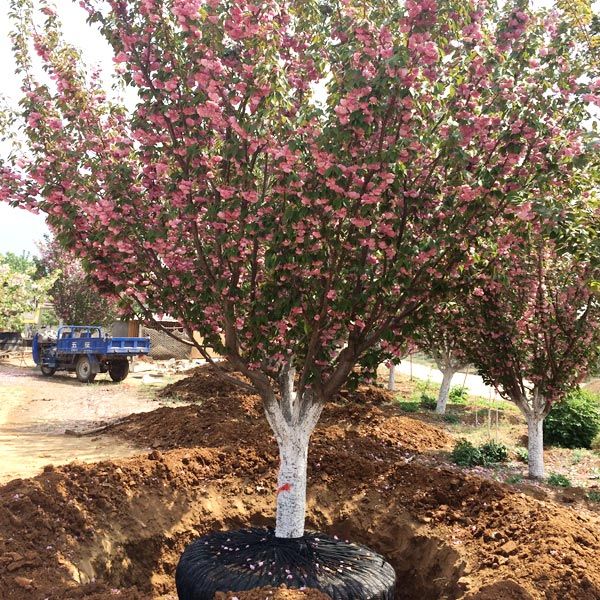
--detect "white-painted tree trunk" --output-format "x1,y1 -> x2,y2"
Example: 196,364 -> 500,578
275,427 -> 310,538
388,364 -> 396,391
262,363 -> 323,539
436,368 -> 455,415
526,414 -> 545,479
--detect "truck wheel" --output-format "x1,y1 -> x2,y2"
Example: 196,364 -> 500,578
108,360 -> 129,382
75,356 -> 96,383
40,365 -> 56,377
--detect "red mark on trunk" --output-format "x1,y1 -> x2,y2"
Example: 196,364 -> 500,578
277,482 -> 293,495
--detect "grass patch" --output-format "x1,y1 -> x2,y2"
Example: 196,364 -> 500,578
449,386 -> 468,405
514,447 -> 529,463
469,397 -> 519,413
450,438 -> 509,468
547,472 -> 572,488
443,413 -> 461,424
419,393 -> 438,411
397,400 -> 420,413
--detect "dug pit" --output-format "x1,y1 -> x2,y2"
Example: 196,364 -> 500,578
24,474 -> 465,600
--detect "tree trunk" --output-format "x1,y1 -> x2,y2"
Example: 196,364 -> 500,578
436,368 -> 455,415
388,364 -> 396,391
275,427 -> 311,538
261,364 -> 323,539
526,414 -> 545,479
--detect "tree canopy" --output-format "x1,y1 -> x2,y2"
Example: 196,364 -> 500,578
0,252 -> 55,331
1,0 -> 598,534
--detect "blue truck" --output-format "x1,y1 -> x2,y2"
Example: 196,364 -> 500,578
32,325 -> 150,383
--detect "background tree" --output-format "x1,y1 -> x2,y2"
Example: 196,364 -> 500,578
1,0 -> 596,537
413,303 -> 470,414
385,341 -> 414,392
462,207 -> 600,479
38,235 -> 119,326
0,252 -> 56,331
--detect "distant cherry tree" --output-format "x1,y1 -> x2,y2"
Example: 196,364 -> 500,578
38,236 -> 119,326
413,303 -> 470,414
462,215 -> 600,478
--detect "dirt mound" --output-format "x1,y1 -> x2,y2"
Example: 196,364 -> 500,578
112,368 -> 451,456
336,384 -> 395,405
160,363 -> 248,401
215,587 -> 331,599
0,366 -> 599,599
465,580 -> 534,600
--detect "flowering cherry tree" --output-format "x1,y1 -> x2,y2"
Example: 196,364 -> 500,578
38,236 -> 119,326
461,215 -> 600,479
412,303 -> 471,414
1,0 -> 596,536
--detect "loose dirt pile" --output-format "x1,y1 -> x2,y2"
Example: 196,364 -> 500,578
0,365 -> 598,600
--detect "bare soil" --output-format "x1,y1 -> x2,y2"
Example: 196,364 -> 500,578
0,361 -> 183,483
0,366 -> 599,599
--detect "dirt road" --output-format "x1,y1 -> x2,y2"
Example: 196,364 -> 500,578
0,361 -> 180,483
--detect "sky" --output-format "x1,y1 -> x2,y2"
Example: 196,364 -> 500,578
0,0 -> 115,256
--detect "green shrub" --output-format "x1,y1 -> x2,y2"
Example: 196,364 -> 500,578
398,401 -> 419,413
547,472 -> 571,488
514,446 -> 529,463
480,440 -> 509,464
443,413 -> 461,424
544,388 -> 600,449
451,439 -> 510,467
449,386 -> 468,405
451,439 -> 483,467
420,393 -> 438,411
587,490 -> 600,503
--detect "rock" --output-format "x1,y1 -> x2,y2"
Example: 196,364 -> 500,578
499,540 -> 518,556
14,576 -> 33,589
149,450 -> 163,461
484,530 -> 503,542
1,552 -> 23,563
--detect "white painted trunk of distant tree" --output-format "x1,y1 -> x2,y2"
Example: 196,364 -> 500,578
513,388 -> 547,480
262,364 -> 323,538
388,364 -> 396,391
526,413 -> 545,479
436,367 -> 456,415
432,348 -> 465,416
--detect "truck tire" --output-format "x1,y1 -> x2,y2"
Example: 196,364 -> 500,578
108,359 -> 129,382
75,356 -> 96,383
40,365 -> 56,376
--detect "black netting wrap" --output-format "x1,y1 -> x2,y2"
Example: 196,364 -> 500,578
176,527 -> 396,600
